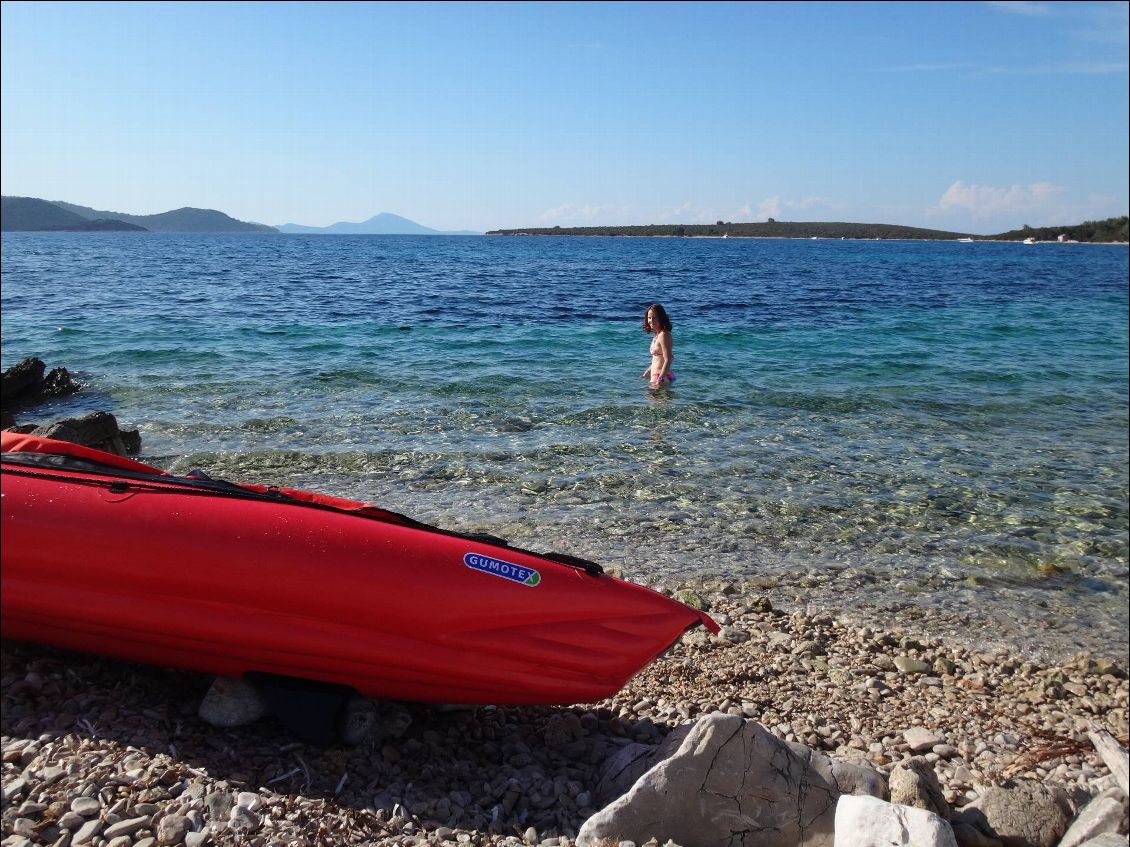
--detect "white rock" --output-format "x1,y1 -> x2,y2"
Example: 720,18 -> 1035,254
904,727 -> 945,753
229,806 -> 261,833
1058,791 -> 1129,847
894,656 -> 931,674
235,791 -> 263,812
578,713 -> 884,847
1073,836 -> 1129,847
834,795 -> 957,847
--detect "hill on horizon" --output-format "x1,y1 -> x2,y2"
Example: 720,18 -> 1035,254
2,198 -> 478,235
990,216 -> 1128,243
53,200 -> 276,233
1,197 -> 146,232
275,212 -> 480,235
486,217 -> 1129,242
1,196 -> 276,232
487,220 -> 975,240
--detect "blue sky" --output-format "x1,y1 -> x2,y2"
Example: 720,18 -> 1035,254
2,1 -> 1127,234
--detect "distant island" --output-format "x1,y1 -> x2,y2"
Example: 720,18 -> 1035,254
275,212 -> 479,235
0,197 -> 147,232
487,216 -> 1129,243
6,195 -> 1124,242
1,196 -> 478,235
53,200 -> 276,233
1,196 -> 274,233
989,217 -> 1128,243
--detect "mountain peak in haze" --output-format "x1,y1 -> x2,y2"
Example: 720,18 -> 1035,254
275,213 -> 479,235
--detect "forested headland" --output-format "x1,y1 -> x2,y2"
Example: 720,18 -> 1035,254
991,216 -> 1128,243
487,216 -> 1129,243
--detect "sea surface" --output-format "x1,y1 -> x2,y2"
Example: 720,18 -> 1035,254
2,233 -> 1127,662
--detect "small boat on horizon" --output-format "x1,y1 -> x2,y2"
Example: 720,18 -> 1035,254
957,237 -> 974,243
1023,237 -> 1036,244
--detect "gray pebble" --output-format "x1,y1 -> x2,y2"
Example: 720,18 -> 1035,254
71,818 -> 103,846
104,816 -> 152,839
157,813 -> 189,846
228,806 -> 261,833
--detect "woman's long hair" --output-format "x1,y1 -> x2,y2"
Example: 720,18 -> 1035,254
643,303 -> 672,333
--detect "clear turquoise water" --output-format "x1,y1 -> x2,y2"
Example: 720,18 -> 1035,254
3,233 -> 1127,660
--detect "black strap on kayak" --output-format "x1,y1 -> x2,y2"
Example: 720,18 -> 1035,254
1,452 -> 605,577
1,451 -> 297,501
540,552 -> 604,576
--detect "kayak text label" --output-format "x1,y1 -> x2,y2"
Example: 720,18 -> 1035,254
463,552 -> 542,587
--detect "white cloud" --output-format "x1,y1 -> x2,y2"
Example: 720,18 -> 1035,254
654,202 -> 697,223
1074,2 -> 1129,46
537,197 -> 847,227
755,195 -> 834,221
933,180 -> 1066,220
885,3 -> 1127,76
539,202 -> 707,226
931,181 -> 1125,231
653,202 -> 740,224
539,204 -> 609,223
758,197 -> 783,220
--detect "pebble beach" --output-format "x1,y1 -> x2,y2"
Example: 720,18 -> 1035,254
3,576 -> 1127,847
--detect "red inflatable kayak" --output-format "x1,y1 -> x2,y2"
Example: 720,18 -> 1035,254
1,433 -> 717,705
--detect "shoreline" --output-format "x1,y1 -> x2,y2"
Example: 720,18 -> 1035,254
488,232 -> 1130,245
2,579 -> 1127,845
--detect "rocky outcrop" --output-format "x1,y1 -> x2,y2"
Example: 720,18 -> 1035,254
1058,789 -> 1130,847
1,357 -> 79,415
28,411 -> 141,456
577,713 -> 885,847
834,795 -> 957,847
950,779 -> 1074,847
2,358 -> 140,455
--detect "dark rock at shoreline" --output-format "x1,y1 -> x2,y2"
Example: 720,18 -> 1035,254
1,357 -> 80,409
1,358 -> 141,455
17,411 -> 142,456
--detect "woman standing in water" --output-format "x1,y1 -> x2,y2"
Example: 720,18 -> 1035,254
642,303 -> 674,389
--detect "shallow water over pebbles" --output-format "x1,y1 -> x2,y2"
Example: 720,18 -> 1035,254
3,233 -> 1127,662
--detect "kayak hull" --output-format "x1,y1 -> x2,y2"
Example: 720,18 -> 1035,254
1,433 -> 715,704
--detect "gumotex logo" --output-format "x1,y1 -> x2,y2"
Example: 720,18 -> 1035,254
463,552 -> 542,587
